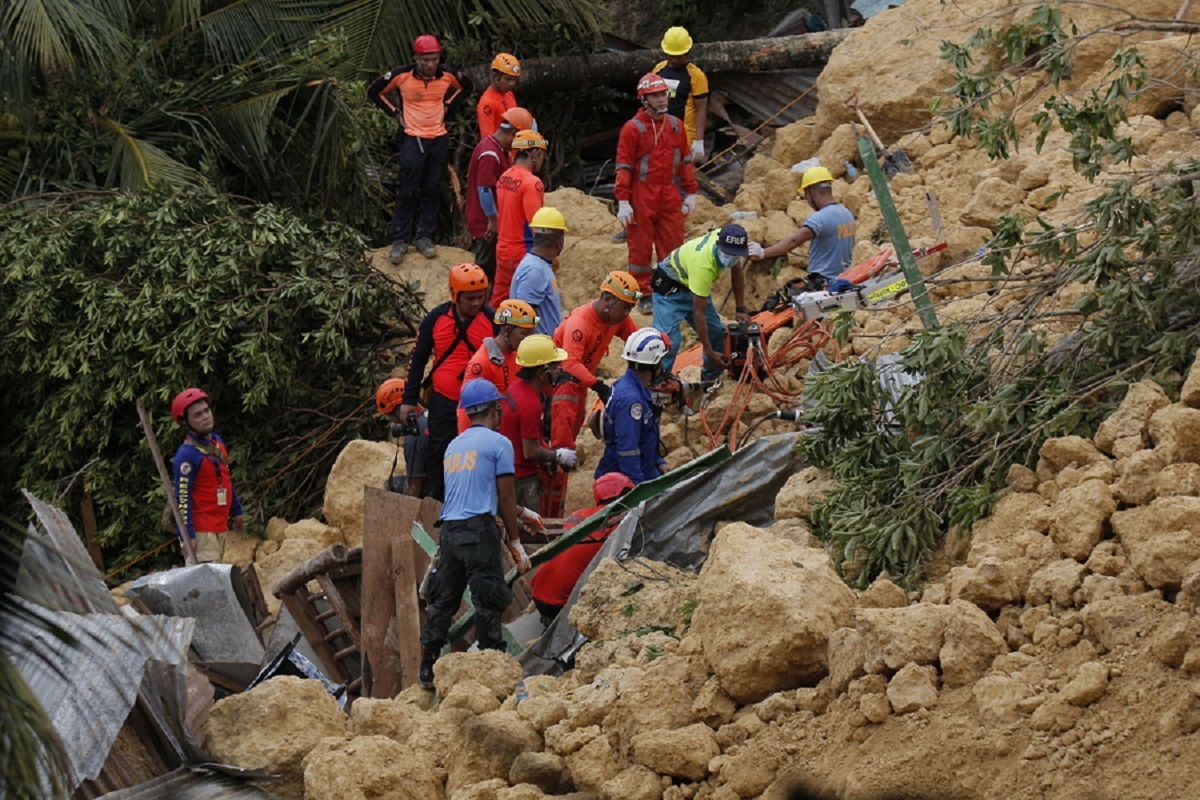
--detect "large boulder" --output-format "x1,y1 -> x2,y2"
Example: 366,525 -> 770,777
302,735 -> 444,800
630,723 -> 719,781
1148,405 -> 1200,464
692,523 -> 856,703
432,650 -> 524,703
856,603 -> 951,674
940,600 -> 1007,688
1111,497 -> 1200,591
1181,349 -> 1200,408
322,439 -> 396,547
445,710 -> 543,793
1049,479 -> 1116,562
1095,378 -> 1171,455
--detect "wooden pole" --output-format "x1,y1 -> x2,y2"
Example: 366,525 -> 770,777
79,488 -> 105,571
136,397 -> 197,565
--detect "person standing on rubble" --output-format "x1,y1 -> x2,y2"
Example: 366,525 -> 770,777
419,379 -> 541,688
615,73 -> 698,313
509,206 -> 567,336
494,129 -> 549,304
393,263 -> 495,502
171,388 -> 244,564
595,328 -> 670,485
376,378 -> 430,497
457,298 -> 539,432
476,53 -> 522,138
465,107 -> 534,286
756,166 -> 857,290
367,34 -> 474,264
655,26 -> 710,164
652,223 -> 762,378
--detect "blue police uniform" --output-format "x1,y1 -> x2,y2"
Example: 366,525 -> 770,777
595,370 -> 665,485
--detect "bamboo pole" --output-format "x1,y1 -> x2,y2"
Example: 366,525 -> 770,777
136,397 -> 197,565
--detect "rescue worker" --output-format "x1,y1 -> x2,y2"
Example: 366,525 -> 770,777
596,328 -> 670,485
615,72 -> 698,312
655,26 -> 710,163
376,378 -> 430,497
757,166 -> 857,290
419,378 -> 541,688
171,388 -> 244,563
466,107 -> 535,285
368,35 -> 474,263
652,223 -> 763,377
393,263 -> 495,502
509,206 -> 566,336
545,271 -> 642,517
501,334 -> 575,513
476,53 -> 522,138
457,298 -> 539,432
494,129 -> 549,304
530,472 -> 634,624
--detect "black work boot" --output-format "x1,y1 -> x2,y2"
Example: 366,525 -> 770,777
419,646 -> 439,689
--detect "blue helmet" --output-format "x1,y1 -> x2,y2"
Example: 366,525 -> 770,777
459,378 -> 503,412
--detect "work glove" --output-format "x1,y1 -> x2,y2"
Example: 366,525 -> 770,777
508,540 -> 531,572
747,242 -> 764,259
519,506 -> 545,533
592,380 -> 611,403
555,448 -> 578,469
682,194 -> 697,216
828,278 -> 854,294
617,200 -> 635,226
691,140 -> 705,161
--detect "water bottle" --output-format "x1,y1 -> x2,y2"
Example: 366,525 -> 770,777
515,679 -> 528,704
844,161 -> 859,181
729,211 -> 758,220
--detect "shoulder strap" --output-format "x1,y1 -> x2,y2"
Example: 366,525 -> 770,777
426,309 -> 474,380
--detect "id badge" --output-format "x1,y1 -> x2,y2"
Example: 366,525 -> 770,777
216,487 -> 228,506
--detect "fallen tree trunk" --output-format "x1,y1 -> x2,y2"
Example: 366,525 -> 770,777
465,30 -> 850,94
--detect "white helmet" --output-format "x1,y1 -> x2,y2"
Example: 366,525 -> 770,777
623,327 -> 669,365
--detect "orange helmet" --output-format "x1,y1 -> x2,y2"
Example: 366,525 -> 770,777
376,378 -> 407,414
491,53 -> 521,76
600,270 -> 643,302
511,129 -> 549,151
448,263 -> 489,299
494,299 -> 539,328
171,388 -> 209,423
500,107 -> 534,131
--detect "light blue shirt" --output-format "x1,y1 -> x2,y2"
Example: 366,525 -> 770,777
804,203 -> 857,280
509,252 -> 562,336
440,425 -> 515,521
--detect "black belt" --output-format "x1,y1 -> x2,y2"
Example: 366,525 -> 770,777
651,266 -> 686,296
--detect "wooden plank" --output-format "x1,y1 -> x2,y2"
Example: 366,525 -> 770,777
391,532 -> 423,692
279,591 -> 350,684
79,489 -> 105,571
361,487 -> 424,698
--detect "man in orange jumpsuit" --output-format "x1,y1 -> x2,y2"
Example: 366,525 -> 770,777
457,298 -> 538,432
476,53 -> 521,138
544,271 -> 642,515
614,73 -> 698,313
494,129 -> 548,305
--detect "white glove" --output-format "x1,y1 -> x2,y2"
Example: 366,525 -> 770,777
691,140 -> 705,161
682,194 -> 697,216
519,506 -> 545,532
508,540 -> 531,572
747,242 -> 765,259
555,448 -> 578,469
617,200 -> 635,226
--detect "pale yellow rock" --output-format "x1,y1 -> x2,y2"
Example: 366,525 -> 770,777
321,439 -> 396,547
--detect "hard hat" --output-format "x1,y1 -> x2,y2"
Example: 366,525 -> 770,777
600,270 -> 643,303
171,388 -> 209,423
516,334 -> 568,367
500,107 -> 534,131
716,223 -> 750,257
661,26 -> 694,56
800,166 -> 835,191
412,34 -> 442,55
636,72 -> 670,97
594,472 -> 635,503
459,378 -> 503,412
494,298 -> 539,328
511,129 -> 549,150
449,262 -> 489,299
623,327 -> 669,365
491,52 -> 521,76
530,206 -> 568,232
376,378 -> 407,414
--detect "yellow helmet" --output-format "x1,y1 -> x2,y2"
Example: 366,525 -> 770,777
600,270 -> 643,303
516,334 -> 568,367
800,166 -> 835,191
661,26 -> 693,56
494,298 -> 539,328
530,206 -> 568,232
491,52 -> 521,77
511,129 -> 549,151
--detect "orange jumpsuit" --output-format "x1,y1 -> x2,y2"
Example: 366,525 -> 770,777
614,108 -> 698,294
457,339 -> 520,433
494,163 -> 544,304
550,304 -> 639,449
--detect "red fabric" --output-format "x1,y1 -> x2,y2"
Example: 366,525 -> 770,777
476,87 -> 516,138
549,303 -> 637,448
626,182 -> 685,291
499,378 -> 546,478
457,343 -> 519,432
465,135 -> 512,239
495,164 -> 543,265
530,505 -> 617,606
550,379 -> 587,449
428,307 -> 495,401
613,108 -> 697,201
492,254 -> 521,306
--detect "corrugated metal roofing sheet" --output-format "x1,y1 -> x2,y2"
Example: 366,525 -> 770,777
96,767 -> 279,799
711,68 -> 821,128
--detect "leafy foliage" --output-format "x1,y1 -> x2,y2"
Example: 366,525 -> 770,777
0,190 -> 424,572
802,5 -> 1200,588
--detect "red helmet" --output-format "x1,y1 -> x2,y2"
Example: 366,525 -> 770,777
413,34 -> 442,55
376,378 -> 407,414
594,472 -> 635,503
171,388 -> 209,423
449,263 -> 489,299
637,72 -> 669,96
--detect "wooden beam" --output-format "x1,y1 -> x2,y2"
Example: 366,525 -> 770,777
391,532 -> 422,692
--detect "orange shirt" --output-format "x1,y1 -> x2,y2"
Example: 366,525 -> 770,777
477,86 -> 516,138
495,164 -> 544,263
371,67 -> 468,139
457,341 -> 520,432
553,303 -> 639,387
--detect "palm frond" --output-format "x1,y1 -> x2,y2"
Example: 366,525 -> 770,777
98,117 -> 205,191
1,0 -> 131,79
